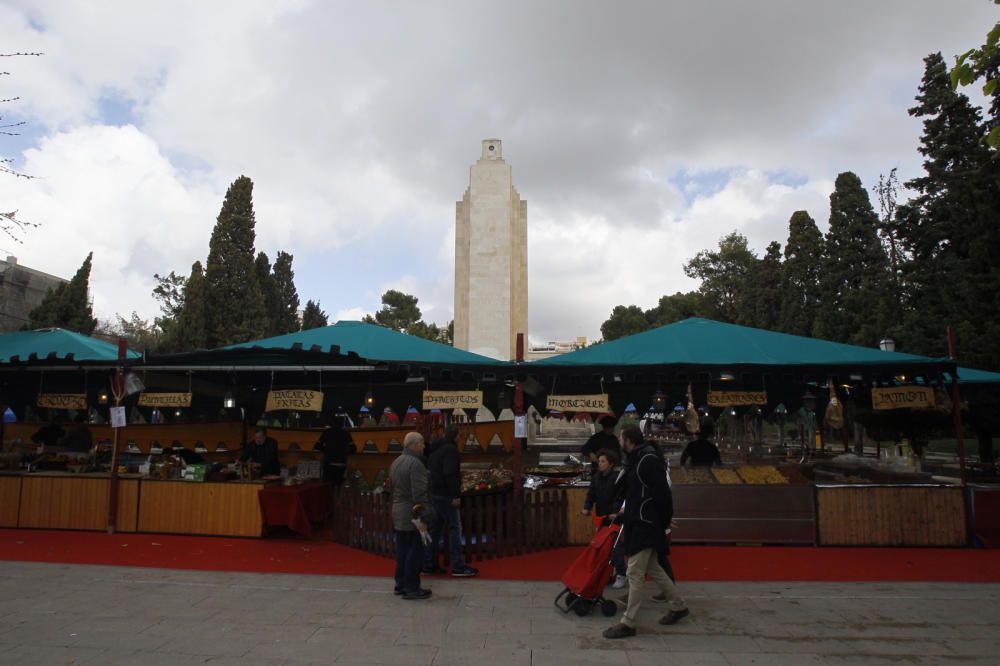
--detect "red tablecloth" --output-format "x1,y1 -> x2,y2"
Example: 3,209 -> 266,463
258,482 -> 332,537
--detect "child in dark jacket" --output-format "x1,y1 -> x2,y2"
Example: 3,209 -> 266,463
580,449 -> 627,587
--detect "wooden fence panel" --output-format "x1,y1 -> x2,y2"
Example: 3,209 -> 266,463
817,486 -> 966,546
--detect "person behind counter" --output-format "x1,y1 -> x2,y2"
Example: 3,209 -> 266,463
581,415 -> 620,469
59,413 -> 93,453
31,415 -> 66,450
680,419 -> 721,467
239,427 -> 280,476
162,446 -> 205,464
314,416 -> 356,489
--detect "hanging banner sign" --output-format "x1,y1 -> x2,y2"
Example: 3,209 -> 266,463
422,390 -> 483,410
546,394 -> 610,413
265,389 -> 324,412
707,391 -> 768,407
138,392 -> 192,408
37,393 -> 87,410
872,387 -> 935,410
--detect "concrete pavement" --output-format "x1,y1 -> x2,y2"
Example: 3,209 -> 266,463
1,561 -> 998,665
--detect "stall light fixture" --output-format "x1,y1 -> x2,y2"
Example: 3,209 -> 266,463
652,389 -> 667,408
364,391 -> 375,408
719,372 -> 736,381
613,373 -> 622,382
174,409 -> 182,417
223,391 -> 236,409
879,338 -> 896,353
849,373 -> 863,381
98,390 -> 109,405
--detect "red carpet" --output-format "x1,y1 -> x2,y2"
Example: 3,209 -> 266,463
2,529 -> 1000,582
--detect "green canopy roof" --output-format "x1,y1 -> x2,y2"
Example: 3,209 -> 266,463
956,367 -> 1000,384
0,328 -> 141,364
531,318 -> 950,369
222,320 -> 504,365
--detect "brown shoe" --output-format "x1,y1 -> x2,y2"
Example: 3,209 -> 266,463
659,608 -> 690,625
602,623 -> 636,639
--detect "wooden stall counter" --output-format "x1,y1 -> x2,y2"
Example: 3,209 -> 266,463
11,472 -> 139,532
138,479 -> 266,537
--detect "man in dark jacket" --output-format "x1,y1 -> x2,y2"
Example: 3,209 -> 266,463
603,425 -> 689,639
680,419 -> 722,467
581,415 -> 620,470
423,424 -> 478,577
239,427 -> 280,476
314,416 -> 356,489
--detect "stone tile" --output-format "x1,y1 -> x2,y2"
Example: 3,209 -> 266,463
394,630 -> 486,649
433,646 -> 531,666
723,653 -> 826,665
629,652 -> 729,665
530,648 -> 631,665
752,637 -> 858,655
333,644 -> 438,664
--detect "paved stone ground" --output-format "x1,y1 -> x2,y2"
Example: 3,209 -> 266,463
1,561 -> 999,665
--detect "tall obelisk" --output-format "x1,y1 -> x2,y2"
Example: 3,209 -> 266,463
453,139 -> 527,360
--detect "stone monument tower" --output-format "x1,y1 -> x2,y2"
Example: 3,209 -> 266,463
453,139 -> 527,360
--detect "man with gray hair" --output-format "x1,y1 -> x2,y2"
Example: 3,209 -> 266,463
389,431 -> 432,599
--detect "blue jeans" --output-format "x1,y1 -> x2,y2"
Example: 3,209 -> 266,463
424,495 -> 466,570
394,529 -> 423,593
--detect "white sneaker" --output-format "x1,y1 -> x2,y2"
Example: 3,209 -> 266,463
612,575 -> 627,589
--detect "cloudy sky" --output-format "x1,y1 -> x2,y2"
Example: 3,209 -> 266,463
0,1 -> 995,346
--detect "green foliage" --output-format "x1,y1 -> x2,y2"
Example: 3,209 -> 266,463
96,312 -> 162,351
173,261 -> 208,351
778,211 -> 823,337
301,300 -> 329,330
812,172 -> 890,346
366,289 -> 422,332
894,52 -> 1000,369
950,4 -> 999,149
646,291 -> 705,328
748,241 -> 783,332
26,252 -> 97,335
600,305 -> 649,342
204,176 -> 266,347
254,251 -> 277,336
271,251 -> 301,335
683,231 -> 758,324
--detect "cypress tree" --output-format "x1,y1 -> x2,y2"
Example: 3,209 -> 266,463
254,251 -> 277,337
301,300 -> 328,330
895,52 -> 1000,368
779,211 -> 823,337
27,252 -> 97,334
812,173 -> 890,346
173,261 -> 208,351
271,251 -> 301,334
749,241 -> 783,331
204,176 -> 266,347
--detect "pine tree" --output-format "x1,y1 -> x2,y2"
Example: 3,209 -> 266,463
254,252 -> 277,337
301,300 -> 328,330
812,173 -> 890,346
204,176 -> 266,347
683,231 -> 758,324
174,261 -> 208,351
271,251 -> 300,335
365,290 -> 421,332
600,305 -> 649,341
895,52 -> 1000,368
26,252 -> 97,334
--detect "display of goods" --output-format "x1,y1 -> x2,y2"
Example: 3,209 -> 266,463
524,465 -> 581,477
711,468 -> 743,484
460,467 -> 512,494
737,466 -> 788,485
779,466 -> 811,485
670,467 -> 715,485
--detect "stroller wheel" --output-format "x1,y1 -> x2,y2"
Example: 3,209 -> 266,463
573,600 -> 592,616
600,599 -> 617,617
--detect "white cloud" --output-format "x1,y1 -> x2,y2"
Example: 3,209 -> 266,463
0,1 -> 995,344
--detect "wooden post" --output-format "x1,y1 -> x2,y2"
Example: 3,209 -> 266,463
106,338 -> 127,534
513,333 -> 525,500
947,325 -> 968,490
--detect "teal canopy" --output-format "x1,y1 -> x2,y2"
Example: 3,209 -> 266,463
222,320 -> 504,365
0,328 -> 140,364
956,367 -> 1000,384
531,318 -> 950,369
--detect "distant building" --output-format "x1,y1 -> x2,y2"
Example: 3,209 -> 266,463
525,336 -> 588,361
453,139 -> 528,361
0,256 -> 69,332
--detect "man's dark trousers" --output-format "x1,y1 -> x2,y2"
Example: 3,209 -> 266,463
394,529 -> 423,593
425,495 -> 466,569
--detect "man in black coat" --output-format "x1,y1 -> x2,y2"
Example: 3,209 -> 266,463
314,416 -> 356,489
422,424 -> 478,577
603,425 -> 689,639
239,427 -> 280,477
